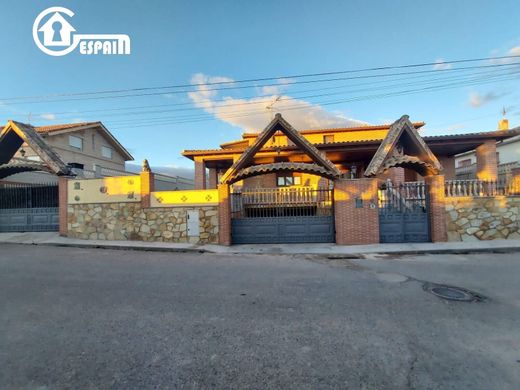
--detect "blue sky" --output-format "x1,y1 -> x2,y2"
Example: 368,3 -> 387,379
1,0 -> 520,170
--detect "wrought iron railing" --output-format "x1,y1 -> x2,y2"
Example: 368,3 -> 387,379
378,181 -> 427,211
231,187 -> 333,218
0,182 -> 58,209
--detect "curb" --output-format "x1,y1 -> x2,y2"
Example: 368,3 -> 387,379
2,239 -> 520,257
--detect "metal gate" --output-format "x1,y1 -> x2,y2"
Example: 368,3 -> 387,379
0,182 -> 59,232
231,187 -> 334,244
378,181 -> 430,243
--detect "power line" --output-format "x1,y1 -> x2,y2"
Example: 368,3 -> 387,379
106,71 -> 520,128
1,57 -> 519,104
29,65 -> 515,119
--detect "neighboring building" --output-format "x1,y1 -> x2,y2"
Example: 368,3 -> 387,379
4,122 -> 133,183
455,118 -> 520,180
182,119 -> 520,189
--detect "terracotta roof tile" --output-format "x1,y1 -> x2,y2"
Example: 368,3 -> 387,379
34,122 -> 100,134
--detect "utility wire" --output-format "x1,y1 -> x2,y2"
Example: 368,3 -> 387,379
29,65 -> 518,119
1,60 -> 520,104
106,71 -> 520,128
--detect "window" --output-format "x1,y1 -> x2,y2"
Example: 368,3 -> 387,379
277,174 -> 300,187
69,135 -> 83,150
101,146 -> 113,159
92,134 -> 95,150
323,135 -> 334,144
458,159 -> 472,167
67,162 -> 84,169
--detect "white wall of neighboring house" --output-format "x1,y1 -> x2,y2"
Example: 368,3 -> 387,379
496,135 -> 520,164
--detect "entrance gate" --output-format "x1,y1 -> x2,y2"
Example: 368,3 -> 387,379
231,187 -> 334,244
0,182 -> 59,232
378,181 -> 430,243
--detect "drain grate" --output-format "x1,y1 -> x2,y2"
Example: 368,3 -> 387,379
423,283 -> 485,302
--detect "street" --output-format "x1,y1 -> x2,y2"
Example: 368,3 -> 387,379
1,244 -> 519,389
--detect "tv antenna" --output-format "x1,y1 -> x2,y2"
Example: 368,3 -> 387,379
266,96 -> 281,119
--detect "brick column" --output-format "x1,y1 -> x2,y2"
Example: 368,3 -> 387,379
208,168 -> 218,189
476,140 -> 498,181
424,174 -> 447,242
438,155 -> 455,180
218,184 -> 231,245
140,170 -> 155,208
58,176 -> 69,237
194,158 -> 206,189
334,178 -> 379,245
510,167 -> 520,195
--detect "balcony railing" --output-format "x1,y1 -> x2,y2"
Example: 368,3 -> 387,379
445,178 -> 519,197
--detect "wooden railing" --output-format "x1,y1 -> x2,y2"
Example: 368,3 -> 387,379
237,187 -> 329,205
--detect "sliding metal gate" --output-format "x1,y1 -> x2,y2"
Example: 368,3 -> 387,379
378,182 -> 430,243
231,187 -> 334,244
0,182 -> 59,232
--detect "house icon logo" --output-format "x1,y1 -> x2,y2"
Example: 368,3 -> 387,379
37,11 -> 76,47
33,7 -> 131,57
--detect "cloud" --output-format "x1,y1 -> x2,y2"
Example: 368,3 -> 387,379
40,113 -> 56,120
433,58 -> 452,70
468,91 -> 508,108
488,45 -> 520,64
188,73 -> 367,132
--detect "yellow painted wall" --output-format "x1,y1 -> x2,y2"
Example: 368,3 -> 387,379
68,176 -> 141,204
150,189 -> 219,207
245,129 -> 390,147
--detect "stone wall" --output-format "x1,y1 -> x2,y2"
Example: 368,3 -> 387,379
67,202 -> 218,244
445,197 -> 520,241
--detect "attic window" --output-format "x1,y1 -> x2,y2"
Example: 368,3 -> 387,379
69,135 -> 83,150
101,146 -> 113,159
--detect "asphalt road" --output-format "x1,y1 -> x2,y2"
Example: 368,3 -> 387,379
0,244 -> 519,389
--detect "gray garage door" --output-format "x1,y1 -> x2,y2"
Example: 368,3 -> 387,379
0,182 -> 59,232
231,187 -> 334,244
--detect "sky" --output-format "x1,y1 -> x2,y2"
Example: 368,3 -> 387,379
1,0 -> 520,172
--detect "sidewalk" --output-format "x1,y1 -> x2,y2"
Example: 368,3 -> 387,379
1,232 -> 520,256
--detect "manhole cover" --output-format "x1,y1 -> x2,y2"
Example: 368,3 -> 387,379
423,283 -> 485,302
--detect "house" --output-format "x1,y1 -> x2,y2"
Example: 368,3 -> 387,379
4,121 -> 133,183
182,117 -> 520,189
455,118 -> 520,180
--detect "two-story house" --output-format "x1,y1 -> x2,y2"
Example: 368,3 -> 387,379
6,121 -> 133,182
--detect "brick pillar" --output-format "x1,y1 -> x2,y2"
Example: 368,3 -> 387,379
334,178 -> 379,245
208,168 -> 218,189
58,176 -> 69,237
140,170 -> 155,208
424,174 -> 447,242
510,167 -> 520,195
218,184 -> 231,245
194,159 -> 206,189
379,167 -> 405,184
476,140 -> 498,181
438,155 -> 455,180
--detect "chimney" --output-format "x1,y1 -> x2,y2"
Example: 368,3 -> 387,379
498,118 -> 509,130
499,107 -> 509,130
